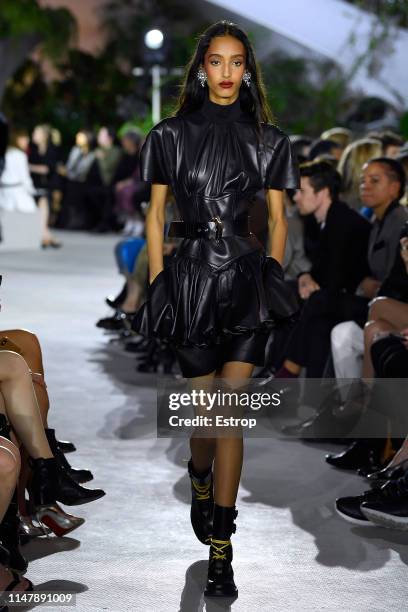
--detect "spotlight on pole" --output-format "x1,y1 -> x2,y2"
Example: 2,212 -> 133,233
144,29 -> 164,50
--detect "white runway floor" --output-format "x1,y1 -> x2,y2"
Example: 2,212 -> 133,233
2,231 -> 408,611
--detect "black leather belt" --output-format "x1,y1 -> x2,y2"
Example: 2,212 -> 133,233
167,216 -> 251,240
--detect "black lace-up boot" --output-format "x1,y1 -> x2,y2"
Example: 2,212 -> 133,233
187,459 -> 213,545
204,503 -> 238,598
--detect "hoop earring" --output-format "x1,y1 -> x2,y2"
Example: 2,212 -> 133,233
242,71 -> 251,87
197,68 -> 207,88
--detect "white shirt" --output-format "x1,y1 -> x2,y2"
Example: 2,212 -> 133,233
0,147 -> 37,213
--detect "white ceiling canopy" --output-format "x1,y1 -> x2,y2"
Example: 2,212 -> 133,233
207,0 -> 408,109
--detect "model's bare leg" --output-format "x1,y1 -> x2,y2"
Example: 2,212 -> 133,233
188,370 -> 217,473
0,352 -> 52,459
214,361 -> 255,507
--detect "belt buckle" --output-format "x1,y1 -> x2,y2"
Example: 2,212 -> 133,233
208,216 -> 223,240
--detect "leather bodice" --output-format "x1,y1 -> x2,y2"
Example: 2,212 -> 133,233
140,94 -> 299,268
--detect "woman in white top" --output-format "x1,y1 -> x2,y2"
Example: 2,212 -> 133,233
0,128 -> 36,214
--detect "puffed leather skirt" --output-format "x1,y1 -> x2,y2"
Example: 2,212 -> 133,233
132,249 -> 298,377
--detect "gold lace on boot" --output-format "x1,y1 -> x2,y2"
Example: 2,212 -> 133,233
210,538 -> 231,560
192,479 -> 211,501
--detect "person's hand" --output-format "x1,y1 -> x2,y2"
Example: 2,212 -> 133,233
400,237 -> 408,270
298,273 -> 320,300
401,328 -> 408,349
359,276 -> 381,299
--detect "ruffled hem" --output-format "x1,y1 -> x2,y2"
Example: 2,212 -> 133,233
132,251 -> 299,348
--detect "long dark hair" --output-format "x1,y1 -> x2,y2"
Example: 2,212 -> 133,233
175,21 -> 273,125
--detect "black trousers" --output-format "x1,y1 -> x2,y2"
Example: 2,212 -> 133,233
284,289 -> 369,378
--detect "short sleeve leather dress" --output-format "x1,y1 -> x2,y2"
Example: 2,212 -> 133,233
132,94 -> 299,377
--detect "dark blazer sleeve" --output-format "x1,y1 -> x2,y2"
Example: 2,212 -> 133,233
313,206 -> 370,293
263,128 -> 300,190
139,121 -> 172,185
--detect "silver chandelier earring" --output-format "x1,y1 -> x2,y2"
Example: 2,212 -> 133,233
242,70 -> 251,87
197,68 -> 207,88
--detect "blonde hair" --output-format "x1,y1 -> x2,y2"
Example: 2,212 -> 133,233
321,127 -> 353,149
338,138 -> 383,198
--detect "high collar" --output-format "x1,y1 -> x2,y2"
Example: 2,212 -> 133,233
201,93 -> 250,123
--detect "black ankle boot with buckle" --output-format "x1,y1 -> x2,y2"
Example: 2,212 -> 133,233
187,459 -> 213,545
204,503 -> 238,598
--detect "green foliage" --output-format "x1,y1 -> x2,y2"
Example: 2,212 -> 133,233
345,0 -> 408,28
261,53 -> 352,135
0,0 -> 76,58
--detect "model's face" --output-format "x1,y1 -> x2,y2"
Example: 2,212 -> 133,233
202,35 -> 246,104
294,177 -> 321,215
360,162 -> 400,208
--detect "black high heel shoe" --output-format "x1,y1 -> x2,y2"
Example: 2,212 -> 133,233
105,282 -> 128,310
29,457 -> 105,508
46,428 -> 76,454
45,429 -> 93,484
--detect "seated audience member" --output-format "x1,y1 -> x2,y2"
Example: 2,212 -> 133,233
289,135 -> 312,165
308,139 -> 342,162
86,126 -> 122,231
282,190 -> 311,281
320,127 -> 352,152
331,161 -> 408,382
0,436 -> 34,595
0,127 -> 37,214
367,130 -> 404,159
334,332 -> 408,529
338,138 -> 382,209
113,129 -> 150,236
396,150 -> 408,205
29,123 -> 61,248
0,113 -> 8,178
58,130 -> 96,229
271,160 -> 371,379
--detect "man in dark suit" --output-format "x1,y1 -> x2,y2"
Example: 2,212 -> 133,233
274,160 -> 371,378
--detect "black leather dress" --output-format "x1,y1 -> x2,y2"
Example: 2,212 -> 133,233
132,94 -> 299,377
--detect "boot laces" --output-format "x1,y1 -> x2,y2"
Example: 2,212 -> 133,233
192,479 -> 211,501
210,538 -> 231,560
